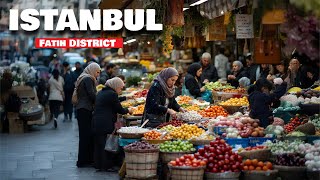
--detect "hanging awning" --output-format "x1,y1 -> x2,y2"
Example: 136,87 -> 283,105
99,0 -> 134,10
197,0 -> 247,19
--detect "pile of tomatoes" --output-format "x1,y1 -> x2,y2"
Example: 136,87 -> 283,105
198,106 -> 228,118
243,159 -> 273,171
169,154 -> 207,167
284,116 -> 306,133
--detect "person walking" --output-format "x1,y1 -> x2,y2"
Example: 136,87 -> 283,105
74,62 -> 101,168
92,77 -> 132,172
62,62 -> 75,122
48,69 -> 64,129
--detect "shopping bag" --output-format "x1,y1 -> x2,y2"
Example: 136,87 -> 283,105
104,130 -> 119,153
201,90 -> 212,102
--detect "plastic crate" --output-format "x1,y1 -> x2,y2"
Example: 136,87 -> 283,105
273,110 -> 300,123
224,138 -> 249,148
248,137 -> 276,147
119,138 -> 140,147
213,126 -> 228,135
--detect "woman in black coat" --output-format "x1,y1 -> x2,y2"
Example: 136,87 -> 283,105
144,67 -> 184,128
92,77 -> 131,172
184,63 -> 206,98
227,61 -> 248,87
74,62 -> 101,168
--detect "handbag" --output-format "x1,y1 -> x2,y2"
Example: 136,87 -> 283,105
104,129 -> 119,153
71,88 -> 78,105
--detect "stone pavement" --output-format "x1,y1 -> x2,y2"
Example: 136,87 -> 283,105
0,114 -> 119,180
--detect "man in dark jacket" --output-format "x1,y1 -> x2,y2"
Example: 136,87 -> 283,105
98,63 -> 116,85
245,53 -> 259,84
62,62 -> 75,122
73,62 -> 83,80
199,52 -> 219,83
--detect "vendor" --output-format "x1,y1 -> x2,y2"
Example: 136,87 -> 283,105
199,52 -> 219,83
143,67 -> 185,128
248,78 -> 286,128
184,63 -> 205,98
92,77 -> 132,172
227,61 -> 247,87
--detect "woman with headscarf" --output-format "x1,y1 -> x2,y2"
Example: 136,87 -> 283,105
184,63 -> 205,98
144,67 -> 185,128
227,61 -> 248,87
48,69 -> 64,129
74,62 -> 101,168
92,77 -> 132,172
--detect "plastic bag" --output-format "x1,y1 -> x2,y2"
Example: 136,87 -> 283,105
104,132 -> 119,153
201,90 -> 212,102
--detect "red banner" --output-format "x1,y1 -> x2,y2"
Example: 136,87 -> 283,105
35,38 -> 123,48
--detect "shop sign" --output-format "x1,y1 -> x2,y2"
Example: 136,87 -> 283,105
235,14 -> 253,39
205,16 -> 226,41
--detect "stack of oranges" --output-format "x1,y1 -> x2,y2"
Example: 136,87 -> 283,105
198,106 -> 228,118
243,159 -> 273,171
143,130 -> 161,140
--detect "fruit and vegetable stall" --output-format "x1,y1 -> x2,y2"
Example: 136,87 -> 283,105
113,85 -> 320,180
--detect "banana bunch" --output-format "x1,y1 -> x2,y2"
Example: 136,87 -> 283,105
96,84 -> 105,92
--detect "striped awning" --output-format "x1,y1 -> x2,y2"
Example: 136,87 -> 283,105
197,0 -> 247,19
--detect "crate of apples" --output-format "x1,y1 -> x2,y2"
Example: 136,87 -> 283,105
243,159 -> 274,171
198,106 -> 228,118
284,115 -> 306,133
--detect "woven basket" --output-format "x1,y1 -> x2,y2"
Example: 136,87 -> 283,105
125,162 -> 158,179
242,170 -> 278,180
220,105 -> 244,114
118,132 -> 145,139
168,164 -> 205,180
307,170 -> 320,180
274,165 -> 307,180
205,172 -> 240,180
125,151 -> 159,164
160,151 -> 196,164
189,139 -> 212,145
238,149 -> 272,161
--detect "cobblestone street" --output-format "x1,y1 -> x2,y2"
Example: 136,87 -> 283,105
0,115 -> 119,180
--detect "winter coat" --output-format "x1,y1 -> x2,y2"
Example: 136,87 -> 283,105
199,63 -> 219,83
75,76 -> 96,111
48,76 -> 64,101
92,86 -> 128,135
227,68 -> 247,87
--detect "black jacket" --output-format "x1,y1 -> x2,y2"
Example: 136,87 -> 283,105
185,73 -> 202,98
98,71 -> 113,85
199,63 -> 219,83
245,64 -> 259,84
92,86 -> 128,134
75,77 -> 96,111
249,82 -> 287,127
227,68 -> 247,87
145,82 -> 180,115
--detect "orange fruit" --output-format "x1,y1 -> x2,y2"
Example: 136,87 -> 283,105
243,166 -> 249,170
255,167 -> 262,171
257,161 -> 264,167
263,166 -> 269,171
244,159 -> 252,166
249,166 -> 255,170
266,162 -> 273,169
252,159 -> 258,166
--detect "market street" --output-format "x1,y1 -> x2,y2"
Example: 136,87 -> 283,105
0,114 -> 119,180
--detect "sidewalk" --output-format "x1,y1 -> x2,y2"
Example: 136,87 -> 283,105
0,114 -> 119,180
